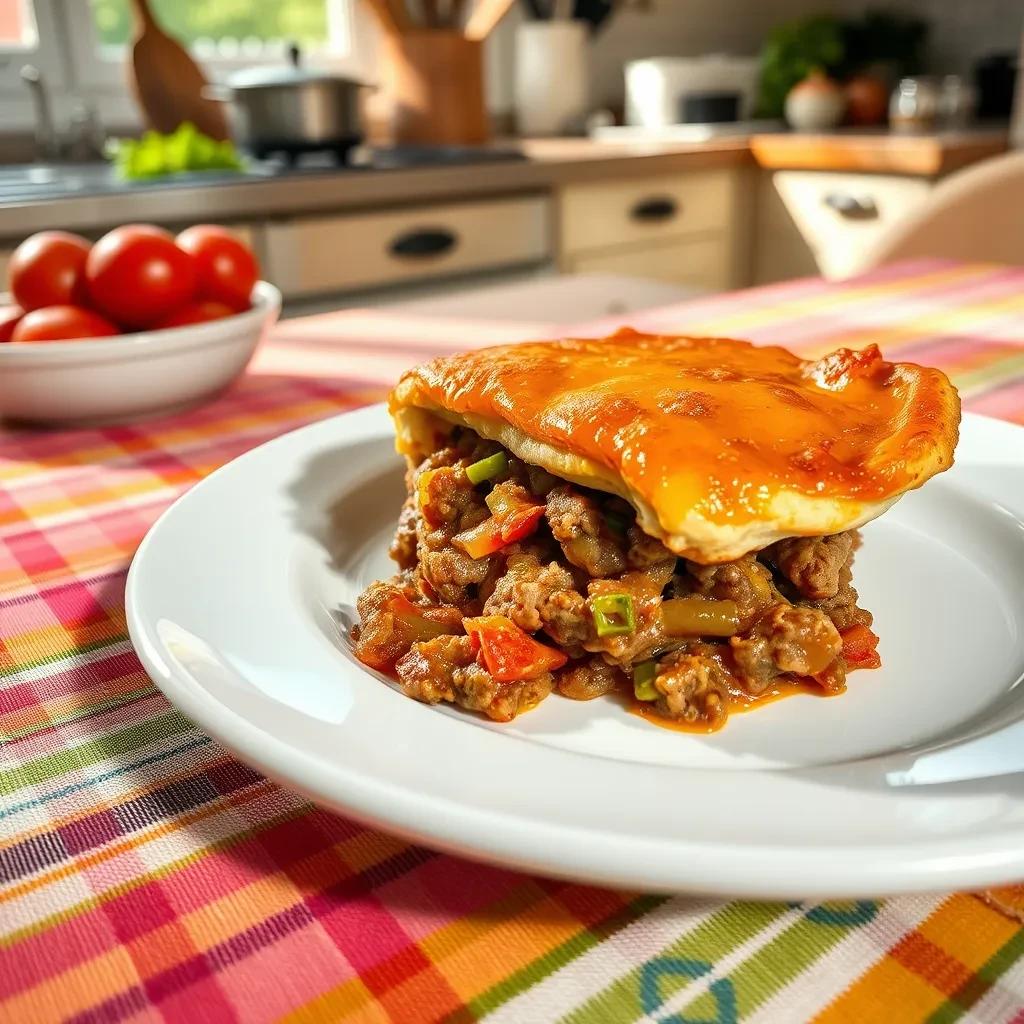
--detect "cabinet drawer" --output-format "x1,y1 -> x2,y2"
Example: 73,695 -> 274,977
564,235 -> 731,292
559,170 -> 733,256
771,171 -> 932,279
264,196 -> 550,297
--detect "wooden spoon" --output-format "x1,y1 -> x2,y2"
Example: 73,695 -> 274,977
127,0 -> 229,141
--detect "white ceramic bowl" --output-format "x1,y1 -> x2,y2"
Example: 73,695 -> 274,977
0,280 -> 281,426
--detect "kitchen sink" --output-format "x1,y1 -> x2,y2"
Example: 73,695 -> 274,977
0,162 -> 276,203
0,148 -> 528,205
0,162 -> 117,199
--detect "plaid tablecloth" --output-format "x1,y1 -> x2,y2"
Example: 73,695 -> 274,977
5,259 -> 1024,1024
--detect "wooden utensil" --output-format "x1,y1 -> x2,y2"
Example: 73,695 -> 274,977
362,0 -> 405,35
126,0 -> 228,140
464,0 -> 517,40
380,31 -> 488,144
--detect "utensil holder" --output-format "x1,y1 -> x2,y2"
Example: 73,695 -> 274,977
515,21 -> 588,136
379,31 -> 489,146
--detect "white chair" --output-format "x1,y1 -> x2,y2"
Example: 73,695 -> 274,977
859,149 -> 1024,272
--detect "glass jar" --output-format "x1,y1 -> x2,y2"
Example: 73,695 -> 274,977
889,77 -> 938,133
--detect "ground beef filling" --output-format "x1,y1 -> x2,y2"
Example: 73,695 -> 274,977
354,430 -> 875,728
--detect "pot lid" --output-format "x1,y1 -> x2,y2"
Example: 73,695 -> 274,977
226,43 -> 362,90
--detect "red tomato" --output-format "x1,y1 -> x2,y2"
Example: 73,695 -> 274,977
9,231 -> 90,311
840,624 -> 881,670
500,504 -> 545,543
176,225 -> 258,312
452,504 -> 545,559
0,304 -> 24,342
152,300 -> 235,329
11,305 -> 120,343
463,615 -> 568,682
85,224 -> 196,328
452,517 -> 504,559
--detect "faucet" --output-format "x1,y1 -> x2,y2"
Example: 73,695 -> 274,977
20,64 -> 106,162
20,65 -> 59,160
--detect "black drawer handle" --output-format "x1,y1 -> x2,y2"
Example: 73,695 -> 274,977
389,228 -> 458,259
823,193 -> 879,220
630,196 -> 679,223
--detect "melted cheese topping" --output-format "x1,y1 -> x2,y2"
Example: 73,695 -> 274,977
390,329 -> 960,562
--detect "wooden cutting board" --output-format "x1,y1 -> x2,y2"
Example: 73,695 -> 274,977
127,0 -> 229,141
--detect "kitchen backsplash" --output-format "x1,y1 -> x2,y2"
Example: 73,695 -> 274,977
486,0 -> 824,113
486,0 -> 1023,115
836,0 -> 1023,78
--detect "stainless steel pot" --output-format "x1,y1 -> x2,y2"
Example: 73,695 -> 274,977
206,45 -> 365,159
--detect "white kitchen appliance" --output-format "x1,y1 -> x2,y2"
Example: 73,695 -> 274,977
625,56 -> 760,128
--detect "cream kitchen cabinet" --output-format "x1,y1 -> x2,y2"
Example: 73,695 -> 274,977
755,169 -> 934,282
556,168 -> 750,291
262,196 -> 551,298
565,235 -> 733,292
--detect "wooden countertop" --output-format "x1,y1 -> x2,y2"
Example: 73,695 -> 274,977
748,129 -> 1008,176
516,136 -> 753,175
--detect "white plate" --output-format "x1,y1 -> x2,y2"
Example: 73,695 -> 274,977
126,408 -> 1024,899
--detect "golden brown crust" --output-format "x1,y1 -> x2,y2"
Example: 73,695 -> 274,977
390,329 -> 960,562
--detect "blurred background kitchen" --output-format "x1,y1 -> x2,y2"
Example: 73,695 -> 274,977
1,0 -> 1022,320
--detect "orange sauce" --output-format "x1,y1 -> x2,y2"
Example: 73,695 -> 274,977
629,678 -> 843,734
393,328 -> 959,529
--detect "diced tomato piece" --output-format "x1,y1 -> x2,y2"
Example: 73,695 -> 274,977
841,623 -> 881,670
808,344 -> 886,390
499,504 -> 544,543
851,649 -> 881,670
452,516 -> 506,559
463,615 -> 568,681
453,503 -> 545,559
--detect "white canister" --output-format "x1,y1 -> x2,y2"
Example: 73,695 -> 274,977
784,71 -> 846,131
515,21 -> 589,136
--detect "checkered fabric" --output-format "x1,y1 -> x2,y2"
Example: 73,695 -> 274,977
4,260 -> 1024,1023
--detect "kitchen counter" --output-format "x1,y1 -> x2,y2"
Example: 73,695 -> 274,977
0,128 -> 1008,299
749,128 -> 1008,176
0,129 -> 1007,239
0,138 -> 753,238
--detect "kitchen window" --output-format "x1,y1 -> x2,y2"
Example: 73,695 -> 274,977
1,0 -> 368,132
68,0 -> 360,88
